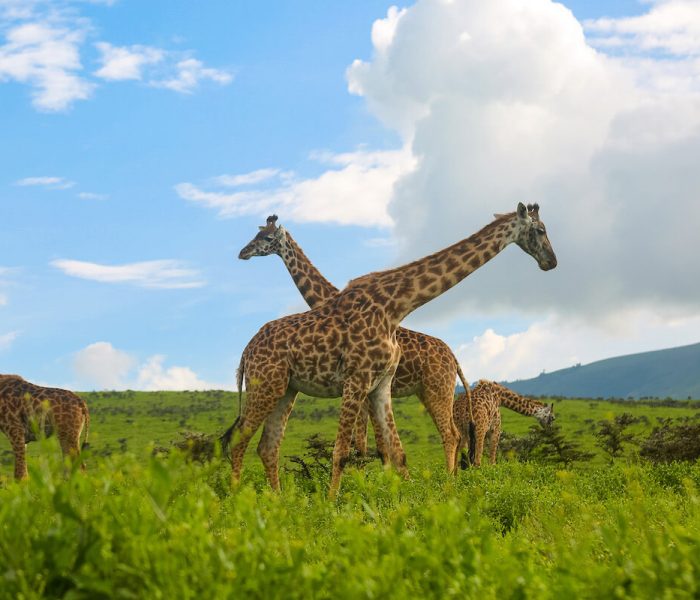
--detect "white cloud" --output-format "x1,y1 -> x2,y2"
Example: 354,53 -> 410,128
136,355 -> 214,391
94,42 -> 164,80
15,175 -> 75,189
343,0 -> 700,326
0,4 -> 232,111
457,309 -> 700,382
175,147 -> 414,227
151,58 -> 232,93
51,258 -> 206,289
73,341 -> 136,389
77,191 -> 107,200
0,293 -> 6,306
585,0 -> 700,56
0,331 -> 18,350
0,20 -> 93,111
212,168 -> 282,187
72,341 -> 232,390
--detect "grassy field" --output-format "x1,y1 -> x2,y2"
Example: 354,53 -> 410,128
1,391 -> 700,598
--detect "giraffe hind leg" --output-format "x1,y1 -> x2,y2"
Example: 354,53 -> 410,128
256,390 -> 297,491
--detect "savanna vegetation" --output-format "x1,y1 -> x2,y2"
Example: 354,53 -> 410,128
1,391 -> 699,598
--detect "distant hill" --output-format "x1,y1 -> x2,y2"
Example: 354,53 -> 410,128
503,342 -> 700,400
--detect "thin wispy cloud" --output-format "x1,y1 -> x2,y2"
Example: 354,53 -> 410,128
77,191 -> 107,200
585,0 -> 700,56
51,258 -> 206,289
212,168 -> 282,187
175,148 -> 414,228
151,58 -> 233,94
0,331 -> 18,350
94,42 -> 165,81
15,176 -> 75,189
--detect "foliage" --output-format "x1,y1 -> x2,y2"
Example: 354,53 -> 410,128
595,413 -> 641,461
640,418 -> 700,463
499,422 -> 595,466
1,454 -> 700,598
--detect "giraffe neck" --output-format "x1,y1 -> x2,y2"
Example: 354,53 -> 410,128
352,214 -> 521,325
498,385 -> 543,417
278,230 -> 338,309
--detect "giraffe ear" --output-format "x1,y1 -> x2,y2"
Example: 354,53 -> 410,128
517,202 -> 528,219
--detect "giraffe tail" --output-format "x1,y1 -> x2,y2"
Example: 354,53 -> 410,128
454,359 -> 476,468
81,400 -> 91,451
220,354 -> 245,463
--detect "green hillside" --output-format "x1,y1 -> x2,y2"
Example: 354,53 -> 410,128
506,341 -> 700,399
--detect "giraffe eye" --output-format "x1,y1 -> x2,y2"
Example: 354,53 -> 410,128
264,235 -> 274,242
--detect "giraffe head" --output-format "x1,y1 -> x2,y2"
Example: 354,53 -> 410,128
238,215 -> 287,260
534,402 -> 555,427
511,202 -> 557,271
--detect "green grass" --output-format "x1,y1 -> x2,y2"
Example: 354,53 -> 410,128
1,392 -> 700,598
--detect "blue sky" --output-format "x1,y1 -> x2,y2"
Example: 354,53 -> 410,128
2,0 -> 700,390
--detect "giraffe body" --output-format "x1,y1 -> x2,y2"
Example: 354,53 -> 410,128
238,216 -> 470,472
453,379 -> 555,467
224,203 -> 557,495
0,374 -> 90,480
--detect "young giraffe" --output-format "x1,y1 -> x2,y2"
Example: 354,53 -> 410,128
453,379 -> 555,467
222,202 -> 557,495
237,215 -> 471,472
0,374 -> 90,480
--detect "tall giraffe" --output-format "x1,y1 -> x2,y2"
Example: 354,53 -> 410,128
222,202 -> 557,495
238,215 -> 471,473
0,374 -> 90,480
453,379 -> 555,467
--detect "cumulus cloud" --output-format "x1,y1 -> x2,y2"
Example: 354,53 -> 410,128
15,175 -> 75,189
175,148 -> 415,227
73,341 -> 136,389
0,3 -> 232,111
457,310 -> 700,382
151,58 -> 232,93
94,42 -> 164,80
0,20 -> 93,111
345,0 -> 700,325
72,341 -> 231,390
51,258 -> 206,289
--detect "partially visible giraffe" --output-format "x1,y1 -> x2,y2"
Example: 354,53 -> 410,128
238,215 -> 471,473
0,374 -> 90,480
453,379 -> 555,467
222,202 -> 557,495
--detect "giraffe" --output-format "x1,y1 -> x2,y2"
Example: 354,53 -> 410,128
0,374 -> 90,480
237,215 -> 471,473
221,202 -> 557,495
453,379 -> 555,467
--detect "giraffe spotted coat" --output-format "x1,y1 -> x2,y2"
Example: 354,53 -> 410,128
0,374 -> 90,480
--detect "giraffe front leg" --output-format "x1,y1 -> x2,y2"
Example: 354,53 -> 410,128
9,429 -> 28,481
330,384 -> 367,498
490,415 -> 501,465
256,390 -> 297,491
473,423 -> 487,468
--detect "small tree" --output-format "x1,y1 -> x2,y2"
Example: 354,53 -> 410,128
499,422 -> 593,466
595,413 -> 640,462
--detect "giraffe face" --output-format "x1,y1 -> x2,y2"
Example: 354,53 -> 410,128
535,402 -> 555,427
514,202 -> 558,271
238,215 -> 287,260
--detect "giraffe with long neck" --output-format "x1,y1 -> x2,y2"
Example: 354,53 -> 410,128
222,202 -> 557,495
238,215 -> 471,473
453,379 -> 555,467
0,374 -> 90,480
